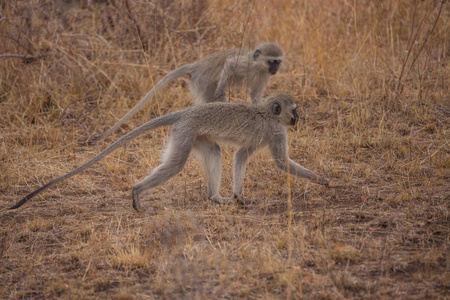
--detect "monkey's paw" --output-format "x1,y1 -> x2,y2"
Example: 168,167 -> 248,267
132,190 -> 147,212
132,202 -> 147,212
209,195 -> 234,205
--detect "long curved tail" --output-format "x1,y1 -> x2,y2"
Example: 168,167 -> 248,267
9,111 -> 184,210
93,65 -> 191,142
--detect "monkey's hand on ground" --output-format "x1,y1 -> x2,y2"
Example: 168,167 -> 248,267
132,189 -> 147,212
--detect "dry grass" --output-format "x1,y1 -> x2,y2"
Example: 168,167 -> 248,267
1,0 -> 449,299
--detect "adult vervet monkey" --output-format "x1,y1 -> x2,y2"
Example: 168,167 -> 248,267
92,43 -> 284,143
9,93 -> 328,212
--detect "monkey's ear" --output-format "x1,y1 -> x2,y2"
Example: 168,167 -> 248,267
253,49 -> 262,60
272,102 -> 282,115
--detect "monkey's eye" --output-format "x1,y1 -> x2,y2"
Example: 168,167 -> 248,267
269,59 -> 281,65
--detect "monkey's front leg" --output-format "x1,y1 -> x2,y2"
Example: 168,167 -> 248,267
214,74 -> 227,101
269,135 -> 329,186
249,76 -> 269,104
214,62 -> 235,101
284,159 -> 329,186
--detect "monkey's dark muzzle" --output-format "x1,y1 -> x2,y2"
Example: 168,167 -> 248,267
268,60 -> 281,75
269,65 -> 280,75
290,110 -> 299,126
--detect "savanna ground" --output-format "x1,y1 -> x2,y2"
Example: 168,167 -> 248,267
0,0 -> 449,299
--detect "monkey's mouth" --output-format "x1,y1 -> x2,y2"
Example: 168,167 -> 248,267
290,109 -> 299,126
269,66 -> 279,75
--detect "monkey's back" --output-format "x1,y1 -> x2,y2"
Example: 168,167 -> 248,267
195,49 -> 242,74
180,103 -> 282,148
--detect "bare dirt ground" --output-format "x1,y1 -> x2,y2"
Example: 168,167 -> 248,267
1,1 -> 448,299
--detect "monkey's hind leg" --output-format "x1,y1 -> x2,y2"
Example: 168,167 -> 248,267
132,133 -> 193,212
231,146 -> 257,206
193,137 -> 230,205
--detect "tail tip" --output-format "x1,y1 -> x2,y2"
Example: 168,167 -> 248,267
8,198 -> 27,210
8,204 -> 20,210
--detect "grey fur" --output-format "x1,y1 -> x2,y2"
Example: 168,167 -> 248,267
92,43 -> 284,143
9,93 -> 328,212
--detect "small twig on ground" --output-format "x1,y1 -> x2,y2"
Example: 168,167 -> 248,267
58,97 -> 95,123
0,53 -> 44,63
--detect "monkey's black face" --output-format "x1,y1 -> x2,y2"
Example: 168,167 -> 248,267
268,59 -> 282,75
290,108 -> 299,126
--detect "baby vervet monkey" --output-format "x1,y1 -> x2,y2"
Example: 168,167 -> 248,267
91,43 -> 284,143
9,93 -> 329,212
